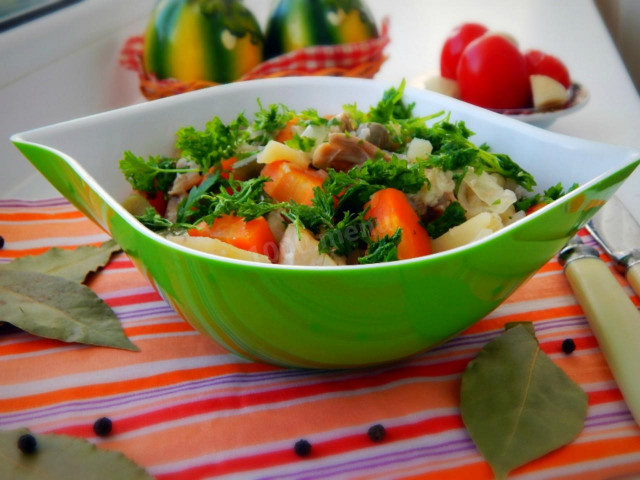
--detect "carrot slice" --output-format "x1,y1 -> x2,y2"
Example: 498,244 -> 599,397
526,202 -> 547,215
274,118 -> 299,143
364,188 -> 431,260
188,214 -> 278,262
220,157 -> 237,180
261,160 -> 327,206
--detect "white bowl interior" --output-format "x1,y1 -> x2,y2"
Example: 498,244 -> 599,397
12,77 -> 640,206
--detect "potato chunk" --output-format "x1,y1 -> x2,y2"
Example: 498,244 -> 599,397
167,235 -> 270,263
431,212 -> 503,253
257,140 -> 310,169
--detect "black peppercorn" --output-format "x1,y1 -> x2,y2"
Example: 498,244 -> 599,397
367,424 -> 386,443
562,338 -> 576,354
18,433 -> 37,454
294,439 -> 312,457
93,417 -> 113,437
0,235 -> 4,249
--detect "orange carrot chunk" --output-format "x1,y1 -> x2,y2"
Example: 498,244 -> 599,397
526,202 -> 547,215
188,214 -> 278,262
274,117 -> 299,143
364,188 -> 432,260
261,160 -> 327,206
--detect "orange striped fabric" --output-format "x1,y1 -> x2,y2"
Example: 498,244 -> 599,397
1,197 -> 640,480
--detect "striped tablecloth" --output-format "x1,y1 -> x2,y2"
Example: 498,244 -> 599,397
1,197 -> 640,480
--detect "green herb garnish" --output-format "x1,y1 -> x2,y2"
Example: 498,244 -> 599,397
136,208 -> 192,232
297,108 -> 329,126
318,210 -> 371,257
176,172 -> 221,223
358,229 -> 402,264
424,117 -> 536,191
251,100 -> 294,144
119,152 -> 189,194
515,182 -> 579,212
175,113 -> 249,170
285,134 -> 316,152
426,202 -> 467,239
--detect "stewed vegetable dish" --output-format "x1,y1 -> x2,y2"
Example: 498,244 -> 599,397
120,82 -> 575,266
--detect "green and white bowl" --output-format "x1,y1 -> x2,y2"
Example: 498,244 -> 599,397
11,77 -> 640,368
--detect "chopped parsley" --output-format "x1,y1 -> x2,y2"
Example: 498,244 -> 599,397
285,134 -> 316,152
358,229 -> 402,264
368,79 -> 415,124
425,202 -> 467,239
349,156 -> 427,194
251,100 -> 294,144
423,117 -> 536,191
297,108 -> 329,127
175,113 -> 249,170
198,177 -> 279,223
119,152 -> 190,194
318,211 -> 371,257
136,208 -> 192,232
176,172 -> 221,223
515,182 -> 579,212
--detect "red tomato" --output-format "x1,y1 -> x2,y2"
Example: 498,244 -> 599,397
440,23 -> 488,80
364,188 -> 431,260
143,189 -> 167,216
219,157 -> 237,180
524,49 -> 571,89
457,34 -> 531,109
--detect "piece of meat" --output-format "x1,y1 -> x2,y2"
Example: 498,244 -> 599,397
168,158 -> 202,196
312,133 -> 391,172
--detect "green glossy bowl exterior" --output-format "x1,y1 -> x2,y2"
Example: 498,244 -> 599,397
12,78 -> 640,368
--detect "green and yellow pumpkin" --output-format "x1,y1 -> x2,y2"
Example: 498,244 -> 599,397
144,0 -> 264,83
264,0 -> 378,59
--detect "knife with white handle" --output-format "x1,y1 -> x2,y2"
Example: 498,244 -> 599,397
586,195 -> 640,296
559,237 -> 640,426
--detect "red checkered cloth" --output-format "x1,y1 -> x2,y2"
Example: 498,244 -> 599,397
242,18 -> 389,79
119,18 -> 390,100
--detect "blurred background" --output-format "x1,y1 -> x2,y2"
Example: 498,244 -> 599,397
1,0 -> 639,198
596,0 -> 640,93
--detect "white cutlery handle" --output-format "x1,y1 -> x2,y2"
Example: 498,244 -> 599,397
564,256 -> 640,426
627,263 -> 640,298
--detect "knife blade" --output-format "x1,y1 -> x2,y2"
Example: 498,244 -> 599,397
586,195 -> 640,296
558,236 -> 640,426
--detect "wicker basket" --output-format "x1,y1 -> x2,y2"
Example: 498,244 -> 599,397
120,19 -> 389,100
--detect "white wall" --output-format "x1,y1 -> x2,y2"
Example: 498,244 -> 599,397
596,0 -> 640,93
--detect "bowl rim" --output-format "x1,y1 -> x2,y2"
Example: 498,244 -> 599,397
408,73 -> 589,124
493,82 -> 589,119
10,76 -> 640,272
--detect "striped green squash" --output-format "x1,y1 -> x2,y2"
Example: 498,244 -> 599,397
144,0 -> 264,83
264,0 -> 378,59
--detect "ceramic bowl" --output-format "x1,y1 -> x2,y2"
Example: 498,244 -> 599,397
492,83 -> 589,128
11,77 -> 640,368
409,73 -> 589,128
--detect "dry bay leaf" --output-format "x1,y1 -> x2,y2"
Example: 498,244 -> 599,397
0,270 -> 138,351
460,324 -> 587,479
0,428 -> 154,480
504,321 -> 536,339
0,239 -> 121,283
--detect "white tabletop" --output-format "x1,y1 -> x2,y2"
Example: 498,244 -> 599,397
2,0 -> 639,218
